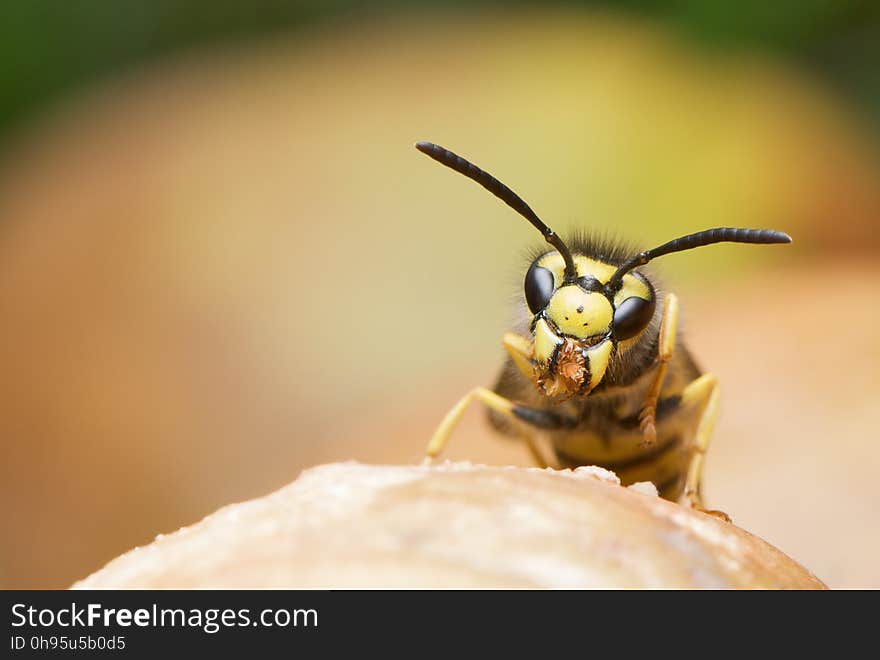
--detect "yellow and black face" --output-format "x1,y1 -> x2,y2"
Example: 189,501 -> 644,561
524,252 -> 655,397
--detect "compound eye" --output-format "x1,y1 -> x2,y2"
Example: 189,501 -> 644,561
613,296 -> 655,341
524,261 -> 555,314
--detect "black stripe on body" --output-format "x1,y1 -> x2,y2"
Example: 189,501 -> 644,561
509,395 -> 681,437
511,406 -> 578,430
555,434 -> 682,471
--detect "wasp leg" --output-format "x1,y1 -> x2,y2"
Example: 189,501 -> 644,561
426,386 -> 564,468
679,373 -> 730,521
522,435 -> 558,470
502,332 -> 535,381
639,293 -> 679,445
427,387 -> 519,458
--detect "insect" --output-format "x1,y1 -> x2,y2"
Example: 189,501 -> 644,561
415,141 -> 791,515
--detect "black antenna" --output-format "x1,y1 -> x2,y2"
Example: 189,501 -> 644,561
606,227 -> 792,291
415,141 -> 578,280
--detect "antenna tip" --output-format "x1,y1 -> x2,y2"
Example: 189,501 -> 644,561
774,231 -> 793,244
415,141 -> 436,154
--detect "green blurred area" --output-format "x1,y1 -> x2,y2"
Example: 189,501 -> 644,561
2,1 -> 879,144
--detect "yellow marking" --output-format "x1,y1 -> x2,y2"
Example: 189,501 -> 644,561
537,253 -> 651,306
502,332 -> 534,381
426,387 -> 516,457
534,318 -> 562,364
538,253 -> 616,284
612,278 -> 651,309
545,286 -> 613,339
639,293 -> 679,445
584,339 -> 613,392
680,374 -> 720,511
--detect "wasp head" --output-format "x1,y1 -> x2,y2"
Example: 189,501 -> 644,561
524,252 -> 656,398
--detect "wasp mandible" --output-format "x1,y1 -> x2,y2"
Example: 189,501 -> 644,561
416,141 -> 791,514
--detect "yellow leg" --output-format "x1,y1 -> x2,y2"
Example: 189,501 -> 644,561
502,332 -> 535,381
639,293 -> 679,445
679,373 -> 729,520
425,385 -> 556,468
427,387 -> 516,458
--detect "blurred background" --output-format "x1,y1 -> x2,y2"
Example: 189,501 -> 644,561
1,1 -> 878,589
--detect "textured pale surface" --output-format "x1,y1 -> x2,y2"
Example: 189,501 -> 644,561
73,462 -> 825,589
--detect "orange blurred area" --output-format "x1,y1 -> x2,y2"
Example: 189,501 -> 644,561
1,9 -> 878,589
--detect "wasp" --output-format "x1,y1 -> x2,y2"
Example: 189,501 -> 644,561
415,141 -> 791,515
